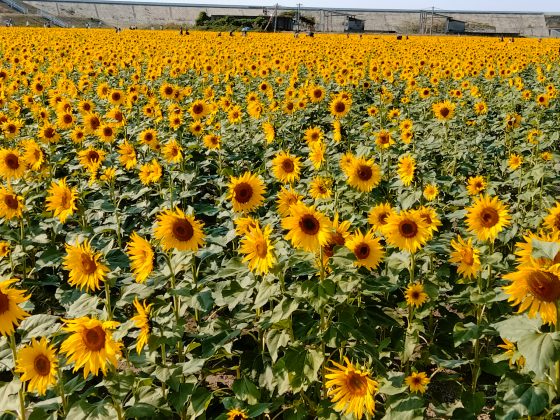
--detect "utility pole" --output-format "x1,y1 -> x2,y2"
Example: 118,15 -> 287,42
297,3 -> 302,32
430,6 -> 434,35
273,3 -> 278,32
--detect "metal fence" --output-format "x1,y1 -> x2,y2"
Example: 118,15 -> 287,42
38,9 -> 68,27
0,0 -> 27,14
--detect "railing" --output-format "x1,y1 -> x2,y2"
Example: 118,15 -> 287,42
0,0 -> 27,14
38,9 -> 68,27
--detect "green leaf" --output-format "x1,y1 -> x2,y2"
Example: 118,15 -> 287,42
493,315 -> 541,342
0,379 -> 20,414
531,238 -> 560,261
66,400 -> 117,420
102,373 -> 135,400
495,374 -> 548,420
453,322 -> 482,346
18,315 -> 60,339
232,377 -> 261,405
265,328 -> 291,363
190,387 -> 212,417
517,331 -> 560,378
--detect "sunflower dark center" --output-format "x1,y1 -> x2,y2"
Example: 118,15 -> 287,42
411,290 -> 420,299
440,107 -> 450,118
297,213 -> 319,235
313,89 -> 322,98
554,215 -> 560,231
378,212 -> 389,224
103,127 -> 113,136
411,376 -> 422,385
234,182 -> 253,204
4,194 -> 18,210
44,127 -> 56,138
60,191 -> 71,208
334,102 -> 346,113
232,415 -> 245,420
355,243 -> 370,259
5,154 -> 19,170
144,133 -> 153,142
379,134 -> 389,144
193,104 -> 203,114
87,151 -> 99,162
6,124 -> 16,133
34,354 -> 51,376
281,159 -> 295,173
172,219 -> 194,242
0,291 -> 9,314
463,250 -> 475,266
164,87 -> 173,95
399,221 -> 418,238
357,164 -> 373,181
111,92 -> 121,101
63,114 -> 73,123
346,372 -> 368,396
480,208 -> 499,228
80,254 -> 97,274
89,117 -> 100,130
83,326 -> 106,351
255,240 -> 268,258
527,270 -> 560,302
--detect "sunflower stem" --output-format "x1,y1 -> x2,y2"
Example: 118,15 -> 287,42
57,365 -> 68,416
19,218 -> 26,282
556,301 -> 560,397
104,278 -> 113,321
166,252 -> 185,363
109,180 -> 122,249
9,334 -> 26,420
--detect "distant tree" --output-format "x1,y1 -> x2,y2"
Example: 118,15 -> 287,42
195,12 -> 210,26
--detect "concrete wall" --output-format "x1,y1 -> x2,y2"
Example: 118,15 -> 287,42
24,1 -> 553,36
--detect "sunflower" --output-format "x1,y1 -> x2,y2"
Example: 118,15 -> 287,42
405,283 -> 428,307
63,240 -> 109,292
368,203 -> 395,233
228,172 -> 266,213
131,298 -> 152,353
432,100 -> 456,121
271,151 -> 301,184
0,241 -> 9,258
308,85 -> 325,103
234,216 -> 259,236
281,202 -> 331,252
139,160 -> 163,185
498,338 -> 525,368
346,157 -> 381,193
78,148 -> 105,172
329,95 -> 351,118
118,141 -> 137,170
398,155 -> 416,186
374,130 -> 394,149
203,133 -> 221,150
162,140 -> 183,164
325,357 -> 378,420
276,186 -> 302,217
466,175 -> 486,196
543,202 -> 560,233
189,99 -> 208,120
262,122 -> 275,144
239,224 -> 276,275
154,207 -> 205,252
423,184 -> 439,201
83,113 -> 102,134
416,206 -> 441,237
333,119 -> 342,142
503,263 -> 560,325
45,178 -> 77,223
449,236 -> 481,279
346,230 -> 385,270
21,140 -> 44,171
16,337 -> 58,396
473,100 -> 488,115
1,118 -> 23,139
70,127 -> 86,144
322,213 -> 352,259
508,154 -> 523,171
0,186 -> 23,220
127,232 -> 154,284
304,126 -> 324,144
60,317 -> 121,378
465,195 -> 511,242
227,408 -> 248,420
0,149 -> 26,181
0,279 -> 30,336
308,140 -> 326,170
139,128 -> 159,150
383,210 -> 431,253
405,372 -> 430,394
309,176 -> 332,200
339,152 -> 356,176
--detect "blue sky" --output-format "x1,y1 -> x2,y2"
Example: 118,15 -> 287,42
147,1 -> 559,12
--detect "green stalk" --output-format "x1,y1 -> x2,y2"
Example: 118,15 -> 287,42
165,252 -> 184,362
109,181 -> 122,248
57,365 -> 67,416
19,218 -> 26,282
104,279 -> 113,321
9,334 -> 25,420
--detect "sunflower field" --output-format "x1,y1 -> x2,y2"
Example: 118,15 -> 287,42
0,27 -> 559,419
